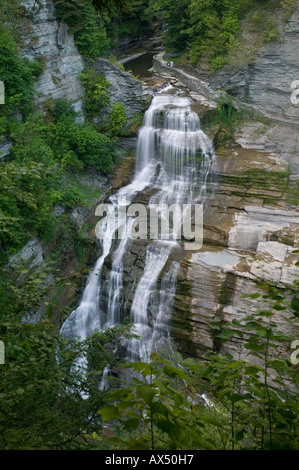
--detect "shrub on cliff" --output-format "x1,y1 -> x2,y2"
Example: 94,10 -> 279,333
106,101 -> 127,136
0,24 -> 44,118
53,0 -> 111,59
79,68 -> 110,118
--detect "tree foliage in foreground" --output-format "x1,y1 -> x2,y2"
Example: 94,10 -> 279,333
98,281 -> 299,450
0,263 -> 132,449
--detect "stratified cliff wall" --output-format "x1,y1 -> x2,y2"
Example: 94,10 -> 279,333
207,6 -> 299,123
20,0 -> 85,119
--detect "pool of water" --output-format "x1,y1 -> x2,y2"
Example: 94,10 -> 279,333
123,52 -> 155,79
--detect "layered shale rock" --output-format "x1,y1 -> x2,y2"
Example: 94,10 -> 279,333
20,0 -> 85,119
94,58 -> 149,120
173,241 -> 299,362
173,143 -> 299,359
201,7 -> 299,124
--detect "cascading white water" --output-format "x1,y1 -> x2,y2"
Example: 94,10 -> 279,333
126,243 -> 176,362
126,256 -> 180,363
60,219 -> 115,340
60,85 -> 215,373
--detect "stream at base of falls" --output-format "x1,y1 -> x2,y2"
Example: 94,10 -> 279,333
60,83 -> 216,381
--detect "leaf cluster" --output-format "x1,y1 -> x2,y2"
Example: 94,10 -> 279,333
98,281 -> 299,450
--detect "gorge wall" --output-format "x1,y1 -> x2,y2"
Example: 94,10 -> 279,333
94,58 -> 146,120
185,5 -> 299,125
210,7 -> 299,124
18,0 -> 148,121
20,0 -> 85,119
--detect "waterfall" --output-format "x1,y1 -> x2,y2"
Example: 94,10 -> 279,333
60,85 -> 215,373
126,243 -> 175,362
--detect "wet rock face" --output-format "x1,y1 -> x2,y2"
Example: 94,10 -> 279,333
20,0 -> 85,119
101,239 -> 148,319
228,207 -> 299,252
247,11 -> 299,122
8,239 -> 44,269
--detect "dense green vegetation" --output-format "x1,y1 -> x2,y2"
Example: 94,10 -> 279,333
79,68 -> 110,117
51,0 -> 298,70
0,98 -> 122,259
0,261 -> 132,449
0,0 -> 131,259
53,0 -> 153,58
0,261 -> 297,449
53,0 -> 111,59
105,0 -> 152,43
150,0 -> 297,69
0,5 -> 130,450
0,25 -> 43,117
0,1 -> 45,127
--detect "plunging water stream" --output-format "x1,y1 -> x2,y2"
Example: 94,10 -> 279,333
60,85 -> 216,372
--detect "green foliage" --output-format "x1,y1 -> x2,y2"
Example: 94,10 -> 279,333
199,281 -> 299,450
280,0 -> 298,18
262,18 -> 280,43
106,101 -> 127,136
0,101 -> 118,255
151,0 -> 292,70
106,0 -> 153,42
0,157 -> 59,252
54,117 -> 118,172
50,97 -> 78,122
215,98 -> 238,126
79,69 -> 110,118
107,55 -> 125,71
99,282 -> 299,450
0,24 -> 44,117
246,8 -> 280,44
91,0 -> 127,10
75,18 -> 111,60
0,2 -> 122,258
208,97 -> 240,147
98,354 -> 208,450
150,0 -> 190,51
53,0 -> 111,59
53,0 -> 154,57
0,261 -> 132,449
